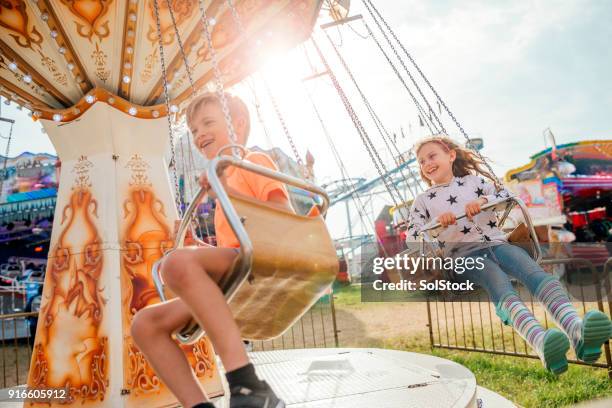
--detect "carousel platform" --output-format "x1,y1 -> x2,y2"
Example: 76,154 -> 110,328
234,348 -> 515,408
0,348 -> 514,407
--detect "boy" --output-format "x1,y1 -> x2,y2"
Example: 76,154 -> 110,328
131,92 -> 289,408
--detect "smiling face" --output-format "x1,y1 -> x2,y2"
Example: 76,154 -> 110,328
188,99 -> 248,159
417,141 -> 457,185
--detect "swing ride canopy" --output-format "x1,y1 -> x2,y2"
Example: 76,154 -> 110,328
0,0 -> 335,122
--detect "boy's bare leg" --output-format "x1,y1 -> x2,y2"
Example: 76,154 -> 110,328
131,298 -> 208,407
162,246 -> 249,371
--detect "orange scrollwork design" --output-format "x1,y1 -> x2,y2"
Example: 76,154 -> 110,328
121,154 -> 218,395
59,0 -> 112,41
0,0 -> 43,49
146,0 -> 196,46
28,186 -> 109,403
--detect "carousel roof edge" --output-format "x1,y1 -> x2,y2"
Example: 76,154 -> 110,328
504,139 -> 611,181
32,87 -> 173,123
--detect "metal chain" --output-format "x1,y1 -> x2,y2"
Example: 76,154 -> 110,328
323,29 -> 416,206
165,0 -> 196,93
260,78 -> 305,169
311,36 -> 401,209
360,1 -> 443,134
359,20 -> 437,134
153,0 -> 183,214
225,0 -> 305,169
0,121 -> 13,195
314,35 -> 404,207
303,78 -> 391,257
363,0 -> 503,187
197,0 -> 239,149
245,78 -> 274,148
165,0 -> 209,239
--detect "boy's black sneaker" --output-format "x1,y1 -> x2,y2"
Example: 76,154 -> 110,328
229,381 -> 285,408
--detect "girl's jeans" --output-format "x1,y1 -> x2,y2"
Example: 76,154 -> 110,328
454,243 -> 551,304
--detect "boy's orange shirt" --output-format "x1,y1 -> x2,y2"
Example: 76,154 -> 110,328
214,150 -> 290,248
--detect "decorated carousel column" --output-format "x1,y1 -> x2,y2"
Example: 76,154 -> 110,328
25,91 -> 223,407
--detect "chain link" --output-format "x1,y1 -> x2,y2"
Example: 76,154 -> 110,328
360,20 -> 437,134
165,0 -> 196,93
322,29 -> 413,208
197,0 -> 239,149
261,78 -> 305,169
311,37 -> 402,209
225,0 -> 305,169
164,0 -> 209,239
361,0 -> 444,134
153,0 -> 183,214
363,0 -> 503,188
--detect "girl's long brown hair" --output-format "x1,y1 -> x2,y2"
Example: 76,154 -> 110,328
415,135 -> 499,188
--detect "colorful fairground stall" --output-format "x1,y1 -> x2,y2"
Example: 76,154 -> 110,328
505,139 -> 611,234
0,152 -> 58,262
504,139 -> 611,267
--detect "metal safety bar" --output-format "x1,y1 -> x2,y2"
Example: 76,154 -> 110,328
418,196 -> 542,263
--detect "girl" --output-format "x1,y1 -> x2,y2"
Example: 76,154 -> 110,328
406,135 -> 612,374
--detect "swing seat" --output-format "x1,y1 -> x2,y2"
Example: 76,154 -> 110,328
153,155 -> 338,343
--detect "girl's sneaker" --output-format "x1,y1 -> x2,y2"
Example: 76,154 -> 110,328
230,381 -> 285,408
574,310 -> 612,364
536,328 -> 570,375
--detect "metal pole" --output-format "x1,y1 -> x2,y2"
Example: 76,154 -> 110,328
345,200 -> 353,244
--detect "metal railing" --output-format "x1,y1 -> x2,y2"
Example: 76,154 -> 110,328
427,256 -> 612,378
251,292 -> 340,351
0,293 -> 339,388
0,311 -> 36,388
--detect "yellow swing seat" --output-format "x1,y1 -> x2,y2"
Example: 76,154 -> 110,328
153,155 -> 338,343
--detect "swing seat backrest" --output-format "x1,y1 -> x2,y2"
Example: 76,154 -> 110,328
226,193 -> 338,340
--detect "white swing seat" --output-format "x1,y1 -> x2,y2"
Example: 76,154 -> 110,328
153,156 -> 338,343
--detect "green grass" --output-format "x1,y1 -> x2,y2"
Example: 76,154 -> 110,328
332,283 -> 363,307
332,284 -> 612,408
434,349 -> 612,407
379,334 -> 612,408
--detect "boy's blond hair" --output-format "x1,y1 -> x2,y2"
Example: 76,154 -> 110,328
185,92 -> 250,144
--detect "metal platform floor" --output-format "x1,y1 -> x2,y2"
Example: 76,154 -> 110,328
215,348 -> 514,408
0,348 -> 515,407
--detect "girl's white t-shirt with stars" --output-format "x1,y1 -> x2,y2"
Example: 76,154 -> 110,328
405,174 -> 510,257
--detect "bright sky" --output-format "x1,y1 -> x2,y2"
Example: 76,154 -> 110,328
1,0 -> 611,240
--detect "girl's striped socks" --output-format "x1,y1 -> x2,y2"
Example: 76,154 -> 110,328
497,292 -> 569,374
536,276 -> 612,363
